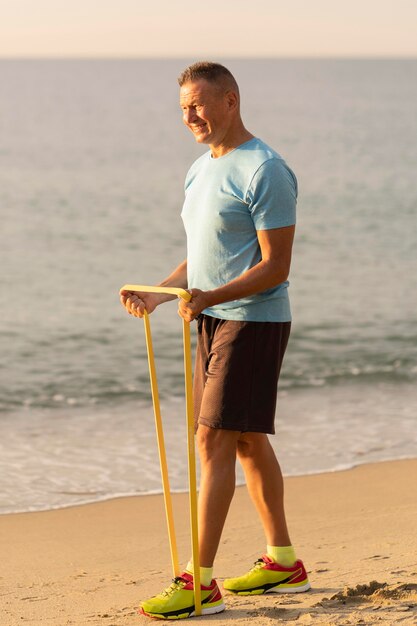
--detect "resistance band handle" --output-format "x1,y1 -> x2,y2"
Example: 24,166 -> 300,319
121,284 -> 192,303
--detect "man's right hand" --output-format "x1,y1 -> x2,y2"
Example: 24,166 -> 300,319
120,260 -> 188,318
119,289 -> 163,318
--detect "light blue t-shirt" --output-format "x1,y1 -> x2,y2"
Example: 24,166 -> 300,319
181,137 -> 297,322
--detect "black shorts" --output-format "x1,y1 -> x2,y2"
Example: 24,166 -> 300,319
193,314 -> 291,434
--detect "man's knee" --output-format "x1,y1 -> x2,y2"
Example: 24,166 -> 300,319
196,425 -> 239,464
237,432 -> 269,459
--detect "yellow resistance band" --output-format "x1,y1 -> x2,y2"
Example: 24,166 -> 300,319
122,284 -> 201,616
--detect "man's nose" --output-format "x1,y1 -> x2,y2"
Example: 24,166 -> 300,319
184,108 -> 198,124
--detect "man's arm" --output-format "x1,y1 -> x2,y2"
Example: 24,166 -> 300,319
120,259 -> 187,318
178,226 -> 295,321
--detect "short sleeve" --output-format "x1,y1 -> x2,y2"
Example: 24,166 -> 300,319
246,158 -> 297,230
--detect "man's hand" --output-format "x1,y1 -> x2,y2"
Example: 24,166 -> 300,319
120,289 -> 164,318
178,288 -> 212,322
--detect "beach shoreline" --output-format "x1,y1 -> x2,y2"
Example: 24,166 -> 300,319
3,380 -> 417,516
2,459 -> 416,625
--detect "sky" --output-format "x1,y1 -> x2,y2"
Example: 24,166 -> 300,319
0,0 -> 416,58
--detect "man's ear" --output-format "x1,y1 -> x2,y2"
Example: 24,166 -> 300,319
225,89 -> 239,111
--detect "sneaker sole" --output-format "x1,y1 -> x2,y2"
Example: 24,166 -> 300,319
192,602 -> 226,616
140,601 -> 225,620
225,581 -> 311,596
272,581 -> 311,594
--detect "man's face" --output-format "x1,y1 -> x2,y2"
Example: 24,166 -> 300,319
180,79 -> 232,148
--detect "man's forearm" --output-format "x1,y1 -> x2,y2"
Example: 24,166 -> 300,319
205,258 -> 289,308
204,226 -> 294,309
157,259 -> 188,303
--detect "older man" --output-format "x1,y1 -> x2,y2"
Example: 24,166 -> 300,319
120,61 -> 310,620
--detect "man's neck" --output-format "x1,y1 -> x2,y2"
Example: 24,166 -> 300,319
210,128 -> 254,159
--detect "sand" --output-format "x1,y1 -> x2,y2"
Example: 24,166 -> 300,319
1,459 -> 416,625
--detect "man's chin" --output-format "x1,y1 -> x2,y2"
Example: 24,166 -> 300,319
194,135 -> 210,144
191,130 -> 211,144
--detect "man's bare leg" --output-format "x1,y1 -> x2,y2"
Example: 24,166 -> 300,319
196,425 -> 241,567
223,432 -> 310,595
237,432 -> 291,546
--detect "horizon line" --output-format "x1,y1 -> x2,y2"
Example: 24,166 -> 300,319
0,54 -> 416,61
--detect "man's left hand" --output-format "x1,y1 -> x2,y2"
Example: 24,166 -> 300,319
178,288 -> 212,322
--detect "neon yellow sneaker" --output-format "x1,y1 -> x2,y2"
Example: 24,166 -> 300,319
223,555 -> 311,595
139,572 -> 225,620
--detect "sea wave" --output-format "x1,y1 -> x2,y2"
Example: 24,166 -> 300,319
0,382 -> 415,514
1,333 -> 416,413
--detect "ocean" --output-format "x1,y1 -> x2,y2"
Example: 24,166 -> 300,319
1,58 -> 416,514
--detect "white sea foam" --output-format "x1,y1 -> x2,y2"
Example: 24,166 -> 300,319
0,383 -> 416,514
